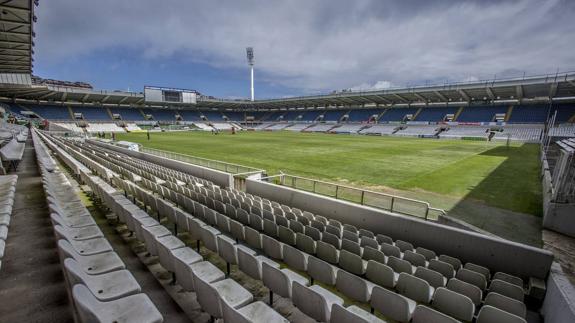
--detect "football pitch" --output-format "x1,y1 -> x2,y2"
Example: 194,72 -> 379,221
117,130 -> 542,219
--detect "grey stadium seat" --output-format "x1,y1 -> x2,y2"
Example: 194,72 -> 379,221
432,287 -> 475,322
370,285 -> 415,323
446,278 -> 483,306
330,303 -> 386,323
283,244 -> 309,272
262,261 -> 309,302
72,284 -> 163,323
237,247 -> 279,280
489,279 -> 524,302
493,272 -> 524,287
308,256 -> 339,285
415,266 -> 447,289
193,275 -> 253,319
366,260 -> 397,289
222,301 -> 288,323
58,240 -> 125,275
484,292 -> 527,319
411,305 -> 460,323
292,281 -> 344,322
456,268 -> 487,290
476,305 -> 527,323
336,269 -> 375,303
396,272 -> 434,304
64,258 -> 141,302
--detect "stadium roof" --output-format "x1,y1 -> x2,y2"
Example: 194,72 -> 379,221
1,71 -> 574,110
0,0 -> 35,74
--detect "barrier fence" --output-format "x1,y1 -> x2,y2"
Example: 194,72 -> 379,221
268,173 -> 446,220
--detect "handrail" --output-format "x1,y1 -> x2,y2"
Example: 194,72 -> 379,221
261,172 -> 446,220
140,146 -> 264,175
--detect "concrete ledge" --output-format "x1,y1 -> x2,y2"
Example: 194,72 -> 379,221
246,179 -> 554,280
88,140 -> 233,188
542,263 -> 575,323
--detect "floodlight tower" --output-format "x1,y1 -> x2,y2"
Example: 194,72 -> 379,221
246,47 -> 255,101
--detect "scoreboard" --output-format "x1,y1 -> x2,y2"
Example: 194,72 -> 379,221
144,86 -> 197,104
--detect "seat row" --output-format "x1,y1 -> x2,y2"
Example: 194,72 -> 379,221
0,174 -> 17,269
53,135 -> 530,323
33,130 -> 164,323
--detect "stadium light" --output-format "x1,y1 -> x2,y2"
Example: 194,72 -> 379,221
246,47 -> 255,101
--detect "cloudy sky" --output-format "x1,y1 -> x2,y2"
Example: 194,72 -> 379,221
33,0 -> 575,98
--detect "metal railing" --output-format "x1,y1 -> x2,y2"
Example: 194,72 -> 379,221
266,173 -> 445,220
140,146 -> 265,191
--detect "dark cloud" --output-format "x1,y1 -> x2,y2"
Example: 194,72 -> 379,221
34,0 -> 575,93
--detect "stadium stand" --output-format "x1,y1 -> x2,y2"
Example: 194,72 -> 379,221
456,105 -> 508,122
33,133 -> 546,323
322,110 -> 347,122
285,123 -> 314,131
549,124 -> 575,137
360,124 -> 398,135
395,125 -> 439,137
493,125 -> 543,142
347,109 -> 382,122
0,174 -> 17,268
508,105 -> 550,124
415,107 -> 458,122
379,108 -> 419,122
305,123 -> 337,132
26,105 -> 72,120
72,106 -> 111,121
440,126 -> 490,139
109,107 -> 146,121
202,111 -> 225,122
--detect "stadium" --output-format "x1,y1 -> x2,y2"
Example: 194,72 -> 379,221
1,0 -> 575,322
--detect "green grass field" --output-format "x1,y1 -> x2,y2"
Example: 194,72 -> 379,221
117,131 -> 542,219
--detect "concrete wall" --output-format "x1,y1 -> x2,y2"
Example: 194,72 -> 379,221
247,179 -> 554,280
88,140 -> 233,188
542,263 -> 575,323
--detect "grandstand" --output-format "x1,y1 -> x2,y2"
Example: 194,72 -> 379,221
1,1 -> 575,322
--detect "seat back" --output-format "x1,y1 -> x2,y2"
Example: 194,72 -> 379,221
477,305 -> 527,323
262,235 -> 284,260
484,292 -> 526,319
339,249 -> 366,275
296,232 -> 316,255
489,279 -> 524,302
262,262 -> 291,298
283,244 -> 308,272
396,272 -> 433,304
370,285 -> 414,323
335,269 -> 371,303
316,241 -> 339,264
411,305 -> 460,323
308,256 -> 338,286
292,282 -> 329,322
366,260 -> 396,289
432,287 -> 475,322
415,266 -> 446,289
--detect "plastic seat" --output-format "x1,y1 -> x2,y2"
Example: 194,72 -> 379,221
360,236 -> 379,250
330,303 -> 386,323
156,235 -> 185,272
262,235 -> 284,260
249,213 -> 264,231
65,258 -> 141,301
429,259 -> 456,279
447,278 -> 482,306
326,224 -> 342,237
464,262 -> 490,280
142,225 -> 171,256
484,292 -> 527,318
339,249 -> 367,275
54,224 -> 103,241
342,238 -> 363,256
72,284 -> 163,323
245,226 -> 263,250
376,234 -> 394,245
229,219 -> 246,241
395,240 -> 414,252
396,272 -> 434,304
438,255 -> 462,270
370,285 -> 415,323
278,225 -> 296,246
342,230 -> 360,243
404,250 -> 427,267
65,237 -> 114,256
380,243 -> 401,258
222,301 -> 288,323
296,232 -> 317,255
476,305 -> 527,323
199,226 -> 221,253
216,212 -> 231,233
456,268 -> 487,290
489,279 -> 524,302
283,244 -> 309,272
336,269 -> 376,303
293,281 -> 344,322
415,266 -> 447,289
308,256 -> 339,285
194,275 -> 253,319
262,261 -> 309,302
432,287 -> 475,322
415,247 -> 437,261
316,240 -> 339,265
388,256 -> 414,274
171,247 -> 203,290
304,225 -> 322,240
263,219 -> 278,238
411,305 -> 460,323
322,231 -> 342,249
366,260 -> 397,289
289,219 -> 305,233
58,240 -> 125,275
237,247 -> 279,280
493,272 -> 524,287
